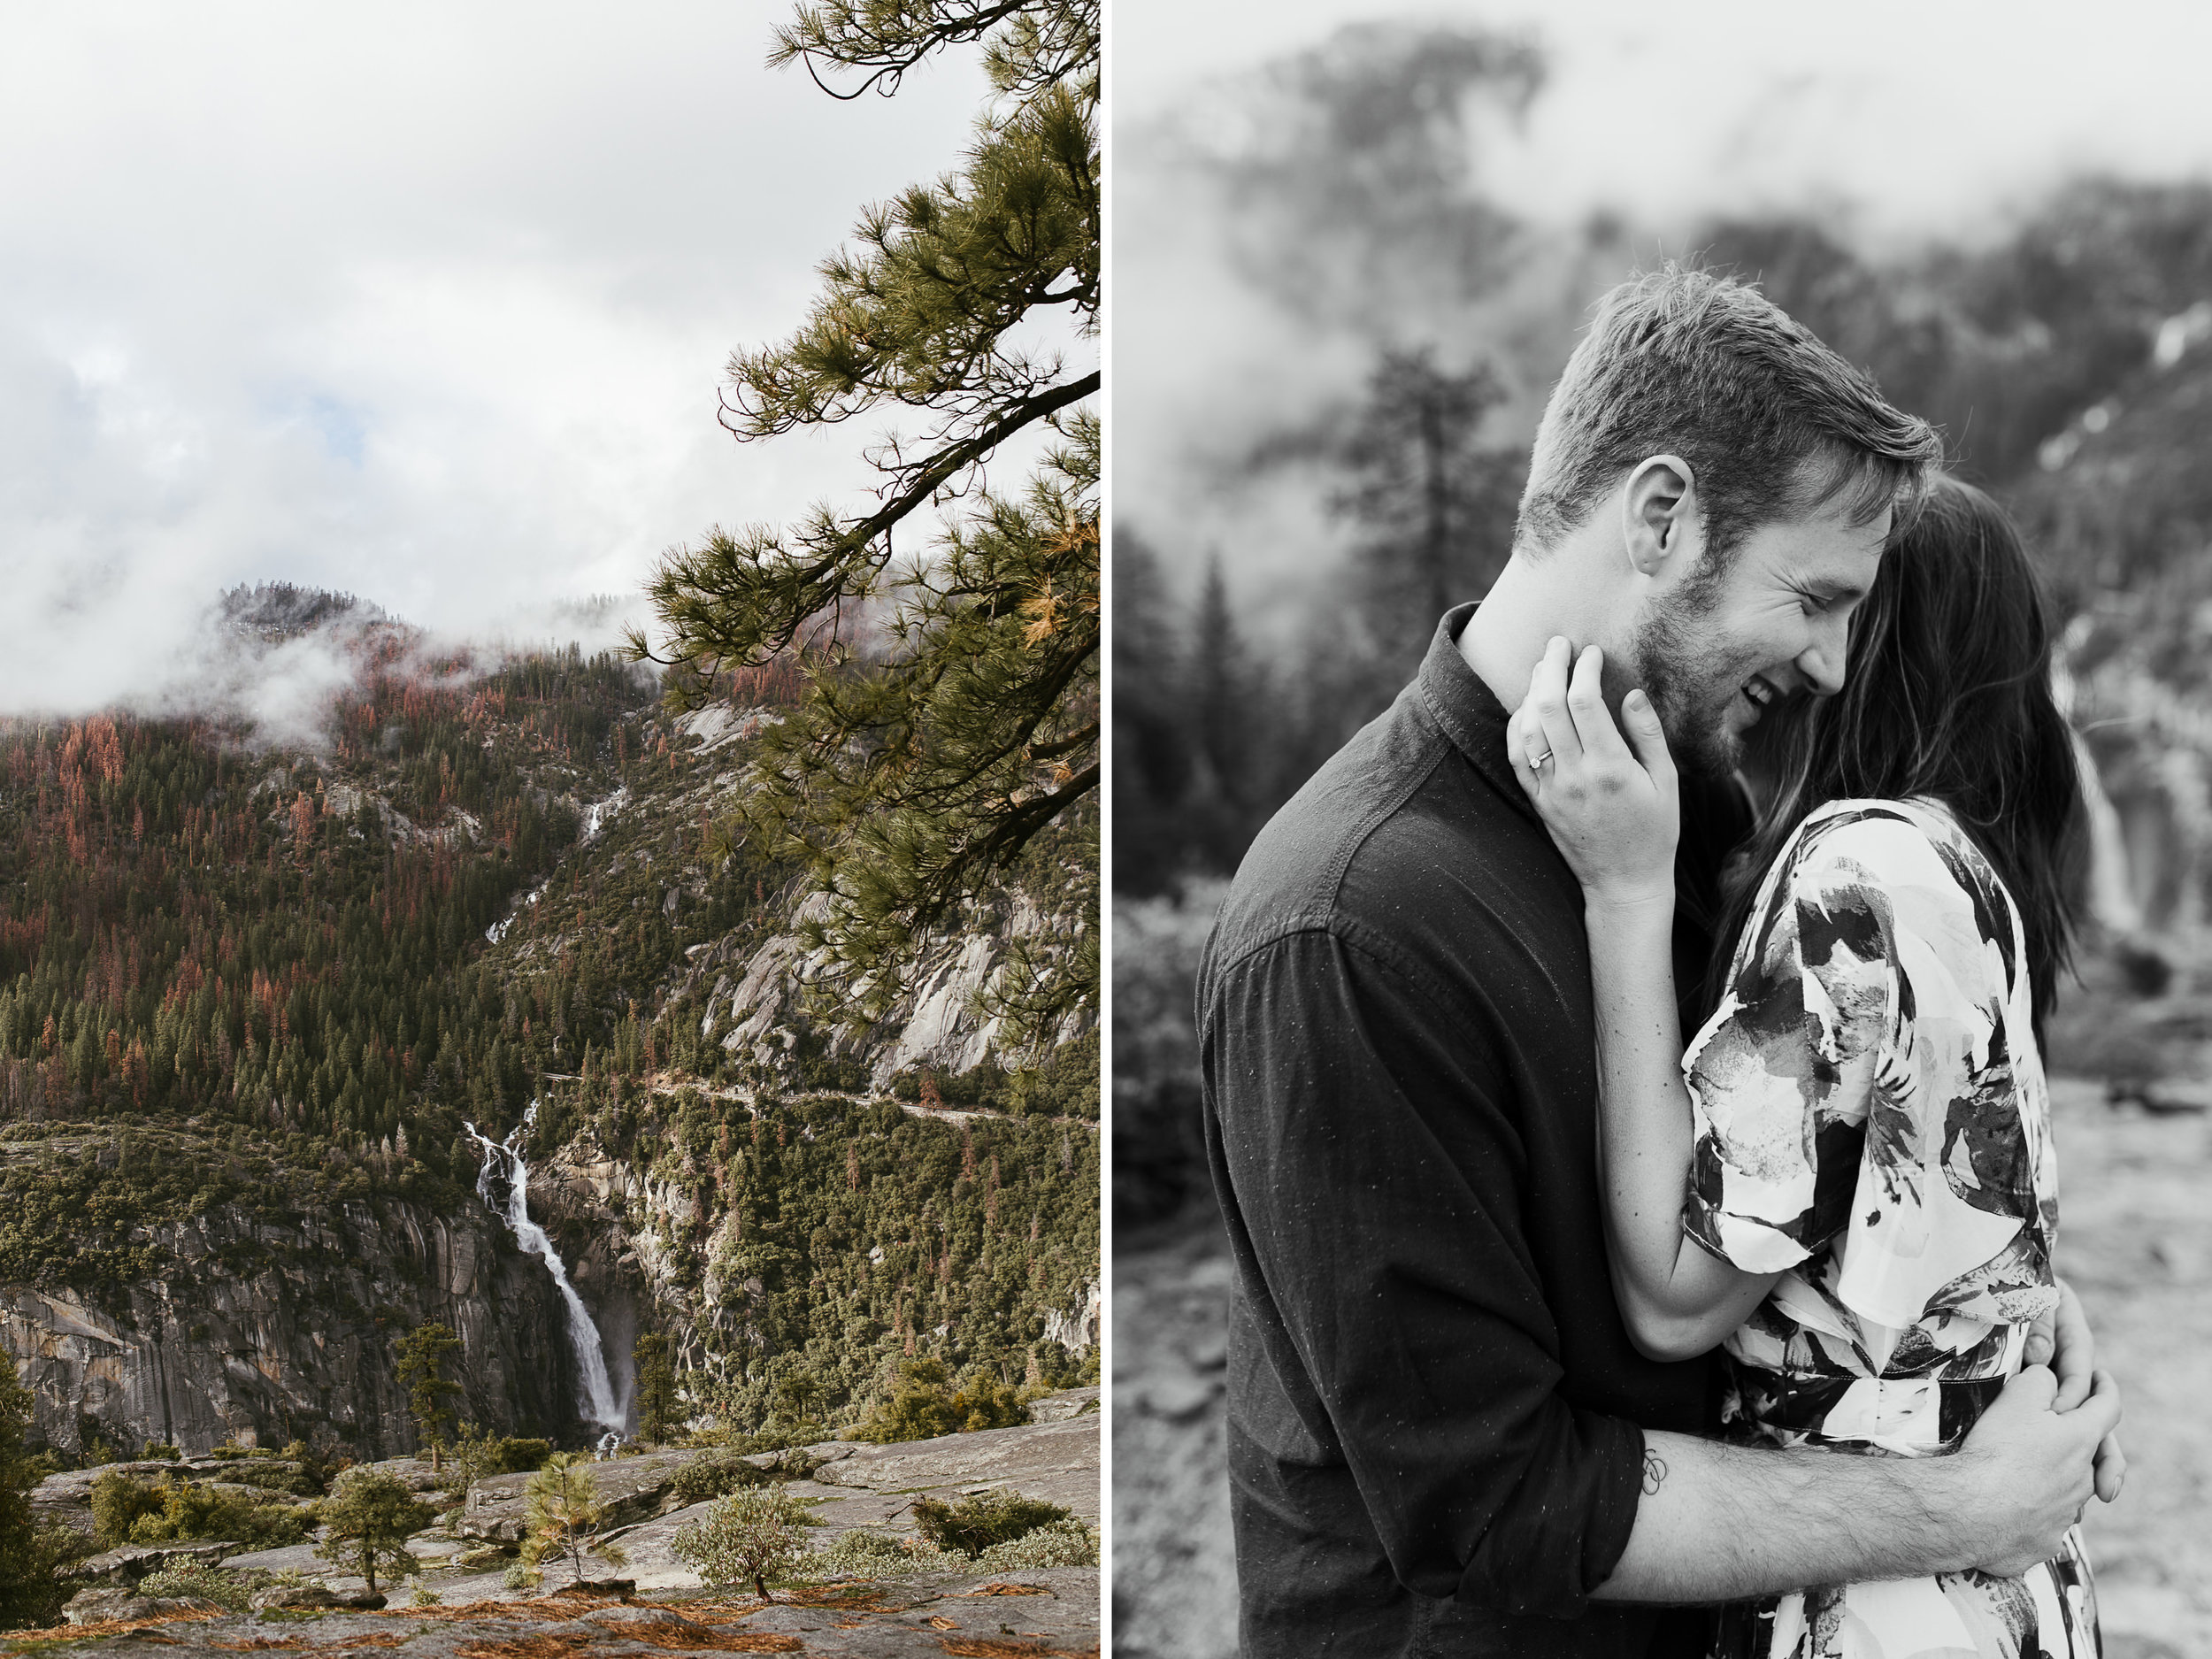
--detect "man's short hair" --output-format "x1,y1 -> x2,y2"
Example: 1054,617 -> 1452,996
1516,264 -> 1943,561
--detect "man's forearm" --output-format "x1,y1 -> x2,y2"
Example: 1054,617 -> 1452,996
1590,1430 -> 1973,1604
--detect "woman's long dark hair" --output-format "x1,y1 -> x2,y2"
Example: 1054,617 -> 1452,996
1708,473 -> 2085,1032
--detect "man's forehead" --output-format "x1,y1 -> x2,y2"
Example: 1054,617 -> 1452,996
1763,504 -> 1889,584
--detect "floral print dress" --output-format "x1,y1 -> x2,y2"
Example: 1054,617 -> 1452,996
1681,797 -> 2098,1659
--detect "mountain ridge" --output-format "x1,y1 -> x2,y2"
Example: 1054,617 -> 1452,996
0,590 -> 1099,1461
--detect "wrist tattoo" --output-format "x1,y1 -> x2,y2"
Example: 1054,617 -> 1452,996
1643,1448 -> 1668,1495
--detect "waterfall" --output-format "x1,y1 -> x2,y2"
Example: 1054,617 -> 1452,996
466,1104 -> 624,1433
583,786 -> 628,841
2055,623 -> 2143,935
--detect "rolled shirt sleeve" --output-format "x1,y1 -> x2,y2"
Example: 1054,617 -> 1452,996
1205,923 -> 1646,1616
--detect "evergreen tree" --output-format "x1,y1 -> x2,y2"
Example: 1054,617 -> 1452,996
635,0 -> 1100,1045
1331,348 -> 1518,666
0,1349 -> 64,1629
522,1455 -> 627,1588
1109,528 -> 1192,896
316,1470 -> 430,1597
394,1323 -> 464,1472
633,1333 -> 680,1445
1188,557 -> 1271,870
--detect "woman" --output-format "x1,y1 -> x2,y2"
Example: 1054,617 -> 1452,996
1509,476 -> 2116,1658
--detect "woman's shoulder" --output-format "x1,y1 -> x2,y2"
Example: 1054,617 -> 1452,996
1780,797 -> 2020,975
1785,796 -> 1990,885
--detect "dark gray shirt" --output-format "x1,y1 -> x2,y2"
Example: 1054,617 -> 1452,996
1198,606 -> 1744,1657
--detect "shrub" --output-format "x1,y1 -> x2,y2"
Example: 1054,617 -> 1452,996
669,1451 -> 769,1507
795,1528 -> 955,1583
910,1491 -> 1072,1557
975,1520 -> 1096,1571
135,1563 -> 250,1611
487,1438 -> 552,1476
90,1473 -> 167,1548
445,1426 -> 552,1495
116,1477 -> 311,1549
852,1360 -> 1029,1446
670,1486 -> 816,1600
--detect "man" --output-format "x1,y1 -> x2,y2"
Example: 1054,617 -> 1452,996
1197,266 -> 2122,1657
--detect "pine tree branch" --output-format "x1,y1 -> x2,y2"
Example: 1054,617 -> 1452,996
772,0 -> 1039,100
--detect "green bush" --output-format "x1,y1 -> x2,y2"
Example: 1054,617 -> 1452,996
90,1473 -> 166,1548
670,1486 -> 818,1598
795,1528 -> 955,1582
852,1361 -> 1028,1446
99,1473 -> 311,1550
445,1426 -> 553,1494
134,1563 -> 250,1611
910,1491 -> 1071,1557
974,1520 -> 1095,1571
787,1516 -> 1095,1583
669,1451 -> 769,1507
484,1437 -> 551,1476
214,1462 -> 316,1498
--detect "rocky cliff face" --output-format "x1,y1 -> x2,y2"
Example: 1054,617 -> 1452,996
0,634 -> 1097,1463
518,1115 -> 1098,1422
4,1179 -> 580,1458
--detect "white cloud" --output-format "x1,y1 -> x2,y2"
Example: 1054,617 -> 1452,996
0,0 -> 993,716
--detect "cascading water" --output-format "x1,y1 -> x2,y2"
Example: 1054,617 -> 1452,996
466,1104 -> 624,1433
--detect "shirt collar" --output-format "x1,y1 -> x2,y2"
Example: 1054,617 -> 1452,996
1417,602 -> 1541,827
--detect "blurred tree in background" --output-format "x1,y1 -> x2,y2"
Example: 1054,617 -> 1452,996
1333,350 -> 1518,651
637,0 -> 1100,1048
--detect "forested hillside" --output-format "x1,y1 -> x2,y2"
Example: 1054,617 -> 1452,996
0,592 -> 1098,1461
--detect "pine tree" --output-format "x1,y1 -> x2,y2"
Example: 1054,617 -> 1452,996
1332,348 -> 1519,660
393,1323 -> 464,1472
316,1470 -> 430,1597
635,0 -> 1100,1045
523,1455 -> 627,1588
0,1349 -> 64,1629
1108,528 -> 1194,896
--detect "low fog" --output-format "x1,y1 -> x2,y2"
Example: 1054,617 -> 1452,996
0,2 -> 987,722
1116,0 -> 2212,638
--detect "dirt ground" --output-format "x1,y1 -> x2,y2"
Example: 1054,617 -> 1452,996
1110,1077 -> 2212,1659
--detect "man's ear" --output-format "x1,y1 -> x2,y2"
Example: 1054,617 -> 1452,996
1620,455 -> 1699,578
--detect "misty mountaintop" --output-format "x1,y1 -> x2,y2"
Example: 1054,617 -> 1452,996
218,583 -> 391,644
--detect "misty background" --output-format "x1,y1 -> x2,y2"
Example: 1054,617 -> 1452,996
1110,7 -> 2212,1658
0,2 -> 986,723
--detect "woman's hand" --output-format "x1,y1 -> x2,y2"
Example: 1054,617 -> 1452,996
1508,636 -> 1680,910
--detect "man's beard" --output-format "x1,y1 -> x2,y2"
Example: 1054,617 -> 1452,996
1630,575 -> 1750,782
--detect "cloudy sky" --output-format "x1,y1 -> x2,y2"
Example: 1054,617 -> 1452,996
1122,0 -> 2212,231
0,1 -> 985,713
1117,0 -> 2212,630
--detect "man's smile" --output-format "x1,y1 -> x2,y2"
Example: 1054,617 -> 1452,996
1740,673 -> 1784,719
